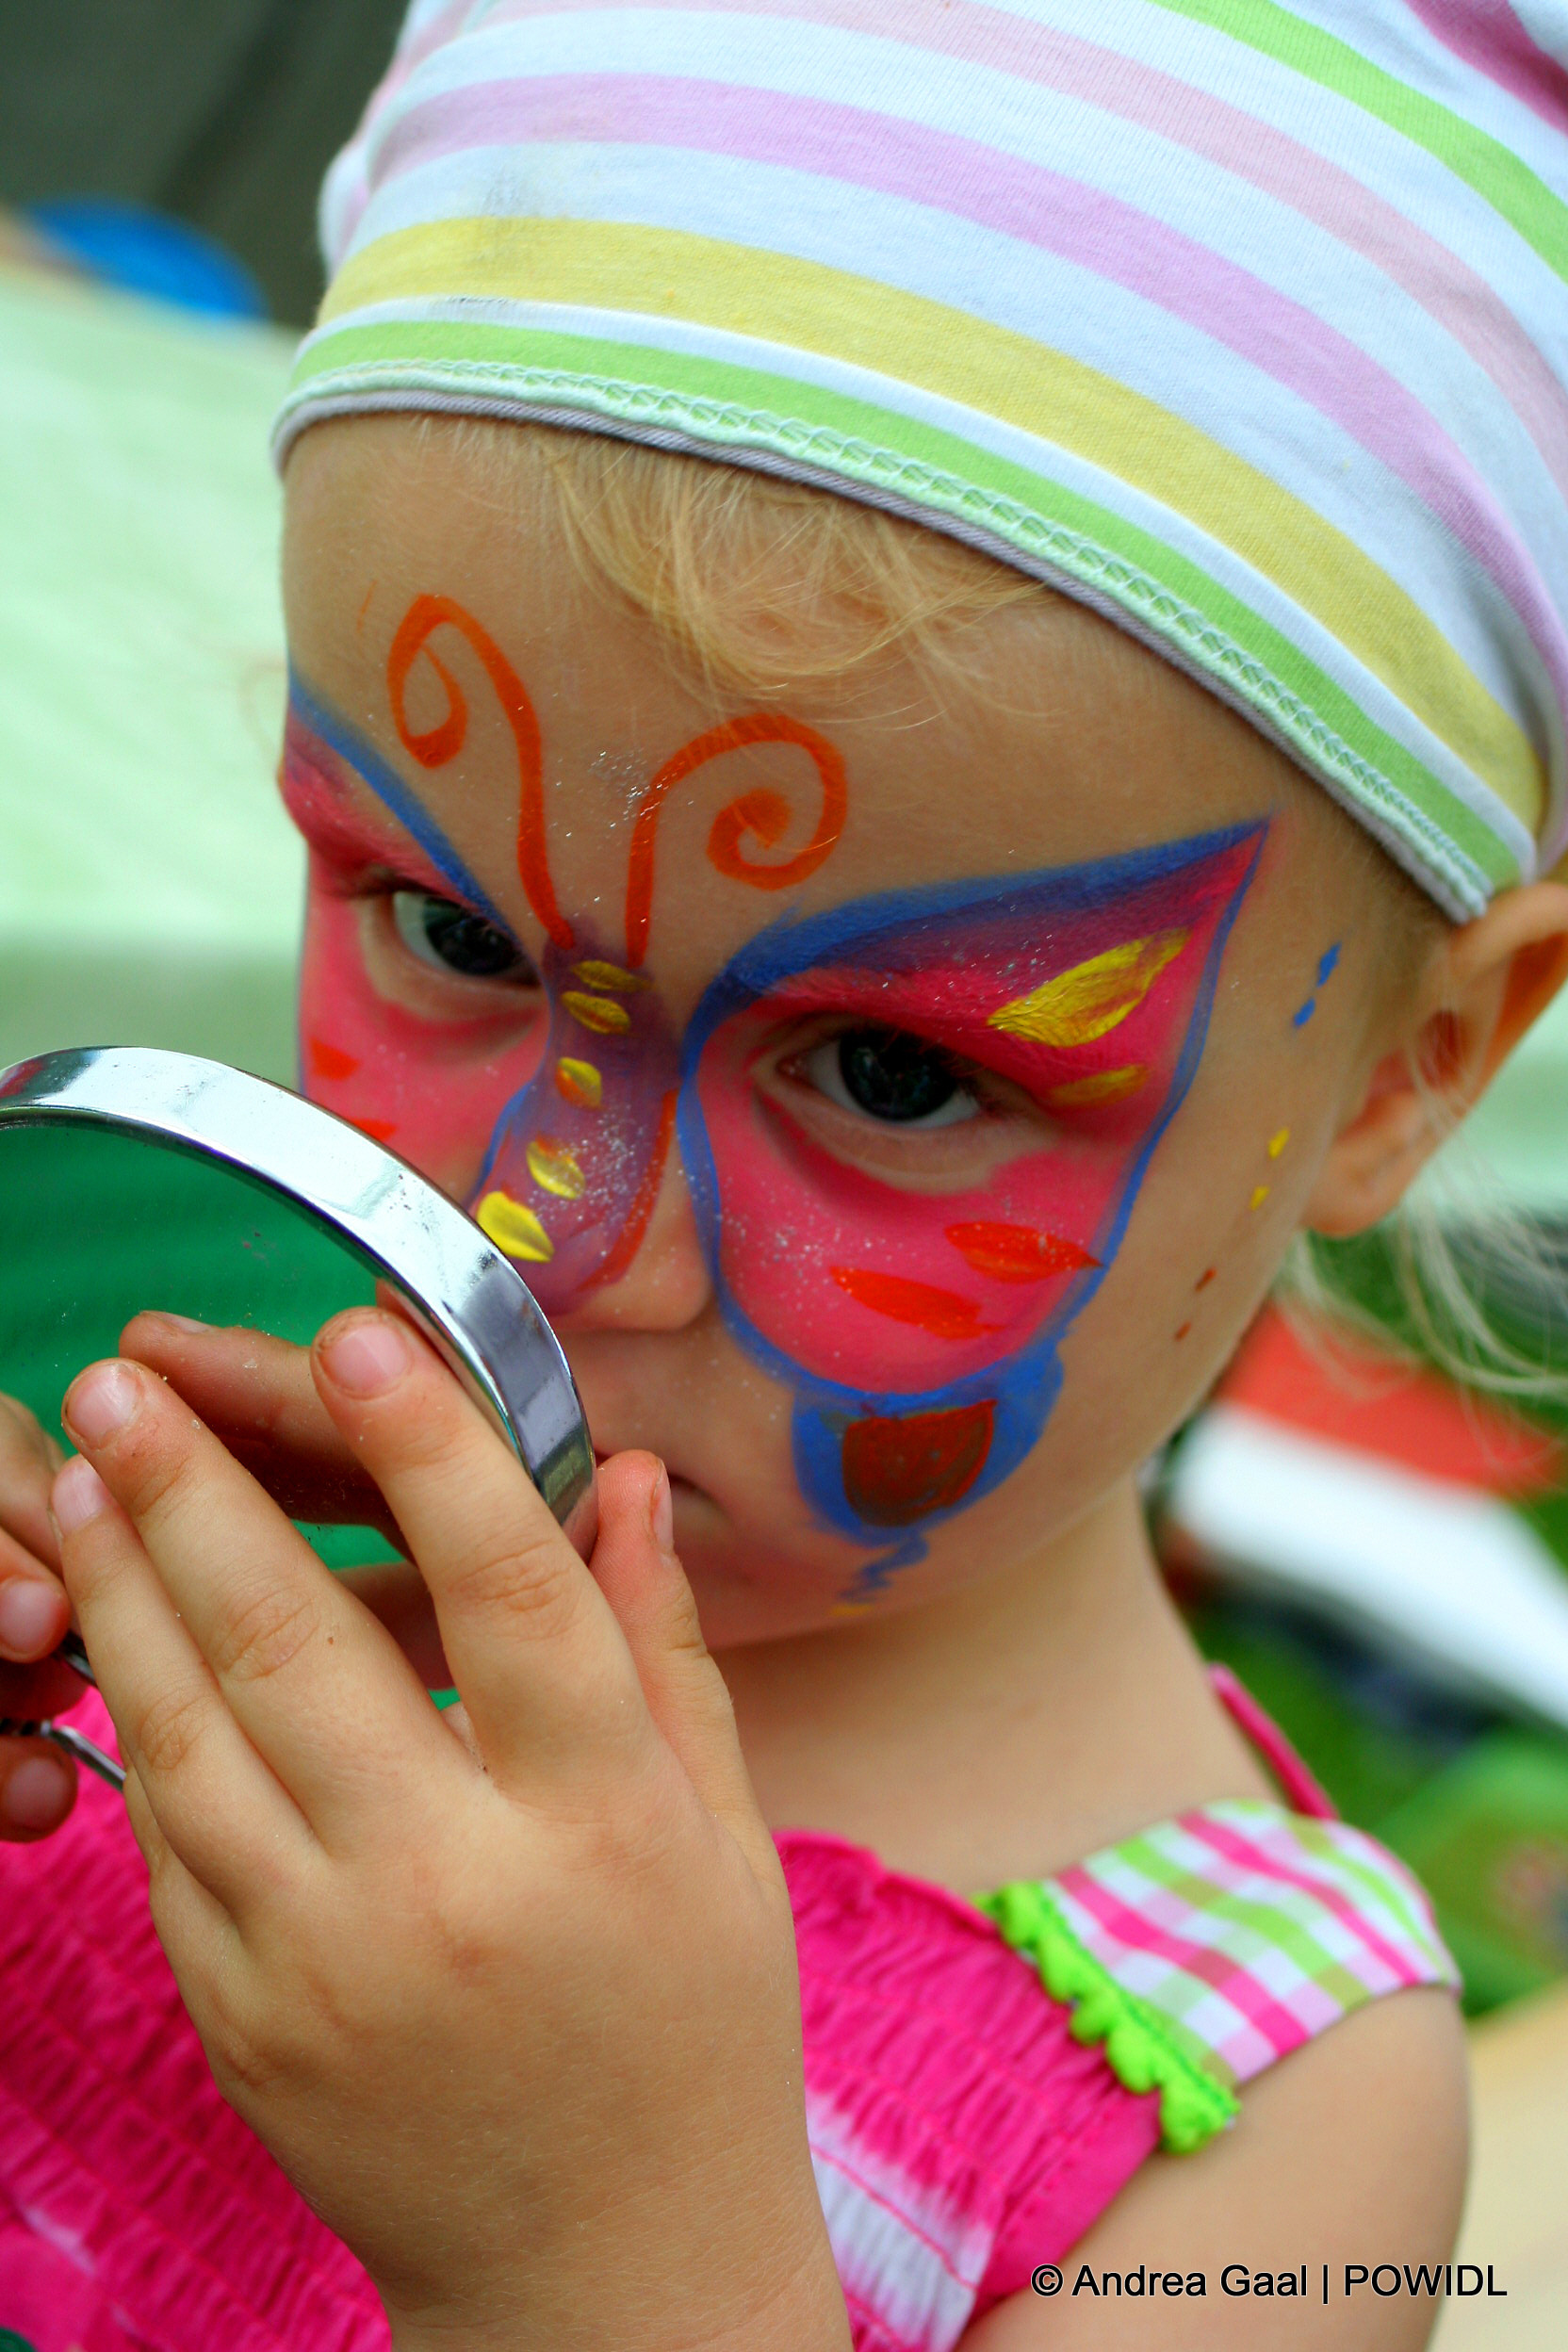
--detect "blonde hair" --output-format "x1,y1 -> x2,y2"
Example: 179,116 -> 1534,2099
440,415 -> 1054,694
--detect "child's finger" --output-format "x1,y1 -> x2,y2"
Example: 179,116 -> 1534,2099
52,1452 -> 314,1915
0,1536 -> 71,1663
587,1454 -> 775,1869
0,1730 -> 77,1841
0,1393 -> 66,1573
121,1315 -> 402,1542
57,1360 -> 451,1847
309,1310 -> 649,1788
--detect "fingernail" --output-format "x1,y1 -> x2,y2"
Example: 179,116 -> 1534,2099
321,1316 -> 412,1397
0,1578 -> 64,1657
145,1312 -> 211,1333
650,1463 -> 674,1553
52,1457 -> 111,1535
64,1362 -> 139,1447
2,1755 -> 74,1832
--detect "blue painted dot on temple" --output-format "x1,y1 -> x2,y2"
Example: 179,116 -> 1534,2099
1293,940 -> 1342,1027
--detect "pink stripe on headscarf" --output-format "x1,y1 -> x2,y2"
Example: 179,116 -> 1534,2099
377,69 -> 1568,730
1404,0 -> 1568,134
466,0 -> 1568,498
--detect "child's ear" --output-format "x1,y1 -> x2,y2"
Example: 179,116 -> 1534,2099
1303,879 -> 1568,1239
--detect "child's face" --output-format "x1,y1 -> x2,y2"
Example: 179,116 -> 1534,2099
282,419 -> 1396,1645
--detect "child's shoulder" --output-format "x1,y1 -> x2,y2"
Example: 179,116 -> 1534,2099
964,1985 -> 1469,2348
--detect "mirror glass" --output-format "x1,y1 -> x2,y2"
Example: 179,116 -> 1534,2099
0,1121 -> 401,1574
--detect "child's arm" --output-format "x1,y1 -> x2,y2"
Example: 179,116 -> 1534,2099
47,1310 -> 853,2352
962,1986 -> 1468,2348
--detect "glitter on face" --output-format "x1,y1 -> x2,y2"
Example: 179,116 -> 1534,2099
285,596 -> 1266,1601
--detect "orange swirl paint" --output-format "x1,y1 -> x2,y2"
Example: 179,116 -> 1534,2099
387,594 -> 574,952
625,713 -> 847,965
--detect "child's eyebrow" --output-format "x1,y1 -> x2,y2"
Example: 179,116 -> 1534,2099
285,668 -> 514,933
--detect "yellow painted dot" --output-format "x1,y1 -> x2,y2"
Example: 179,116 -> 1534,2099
1268,1126 -> 1290,1158
562,989 -> 632,1035
571,958 -> 651,994
527,1135 -> 587,1200
1250,1184 -> 1271,1211
555,1056 -> 603,1109
476,1191 -> 554,1262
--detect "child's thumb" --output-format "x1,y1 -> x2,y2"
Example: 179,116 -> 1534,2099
588,1452 -> 772,1866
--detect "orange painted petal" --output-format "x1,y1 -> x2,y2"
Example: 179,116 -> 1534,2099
944,1221 -> 1099,1282
309,1036 -> 359,1081
351,1117 -> 398,1143
830,1266 -> 1000,1339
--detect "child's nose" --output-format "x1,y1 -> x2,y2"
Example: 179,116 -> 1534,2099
549,1143 -> 713,1334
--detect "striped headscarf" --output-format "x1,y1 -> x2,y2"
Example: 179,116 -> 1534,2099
275,0 -> 1568,919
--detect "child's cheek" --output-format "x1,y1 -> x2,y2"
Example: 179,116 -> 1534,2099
693,1028 -> 1104,1395
296,861 -> 546,1199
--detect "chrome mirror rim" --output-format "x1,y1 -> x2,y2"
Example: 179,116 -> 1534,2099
0,1046 -> 596,1559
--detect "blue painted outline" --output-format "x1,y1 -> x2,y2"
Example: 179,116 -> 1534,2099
280,692 -> 1266,1583
287,670 -> 514,936
678,823 -> 1265,1561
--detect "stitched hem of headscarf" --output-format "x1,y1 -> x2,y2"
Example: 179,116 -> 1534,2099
976,1881 -> 1240,2157
273,358 -> 1511,921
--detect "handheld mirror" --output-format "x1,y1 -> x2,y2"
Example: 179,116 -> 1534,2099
0,1047 -> 597,1787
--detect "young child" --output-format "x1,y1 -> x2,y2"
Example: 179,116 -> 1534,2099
2,3 -> 1566,2345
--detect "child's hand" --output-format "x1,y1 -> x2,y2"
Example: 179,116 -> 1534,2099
49,1310 -> 850,2352
0,1315 -> 441,1839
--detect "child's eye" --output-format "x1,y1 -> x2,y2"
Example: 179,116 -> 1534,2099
390,890 -> 537,985
801,1027 -> 981,1129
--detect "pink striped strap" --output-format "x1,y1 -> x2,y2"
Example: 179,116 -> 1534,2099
980,1800 -> 1459,2151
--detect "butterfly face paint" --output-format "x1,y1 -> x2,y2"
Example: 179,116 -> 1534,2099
285,593 -> 1263,1601
286,595 -> 845,1314
678,828 -> 1264,1590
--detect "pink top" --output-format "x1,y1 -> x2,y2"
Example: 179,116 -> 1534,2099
0,1687 -> 1456,2352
